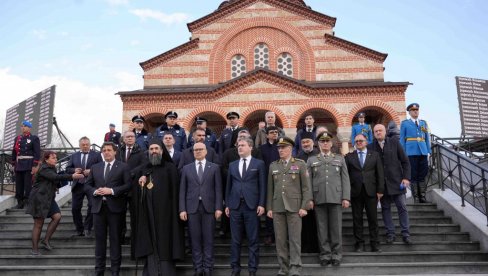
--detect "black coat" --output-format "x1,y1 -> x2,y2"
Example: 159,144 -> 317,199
345,150 -> 385,198
368,137 -> 411,195
133,161 -> 184,261
26,164 -> 73,218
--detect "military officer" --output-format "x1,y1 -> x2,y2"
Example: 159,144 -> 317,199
12,120 -> 41,209
188,117 -> 218,151
307,132 -> 351,266
267,137 -> 312,276
219,112 -> 240,155
131,115 -> 150,151
400,103 -> 431,203
351,112 -> 373,144
153,111 -> 187,152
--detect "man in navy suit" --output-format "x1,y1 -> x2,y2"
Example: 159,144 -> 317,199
84,142 -> 131,276
180,142 -> 223,276
179,129 -> 220,172
163,133 -> 181,165
345,134 -> 384,253
66,136 -> 103,237
225,137 -> 266,276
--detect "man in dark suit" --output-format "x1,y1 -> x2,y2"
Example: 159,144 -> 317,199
179,128 -> 220,172
163,133 -> 181,165
66,136 -> 103,237
180,142 -> 223,276
225,137 -> 266,276
345,133 -> 384,253
84,142 -> 131,276
369,124 -> 412,244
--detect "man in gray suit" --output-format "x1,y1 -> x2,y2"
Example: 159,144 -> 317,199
307,132 -> 350,266
267,137 -> 312,276
180,142 -> 223,276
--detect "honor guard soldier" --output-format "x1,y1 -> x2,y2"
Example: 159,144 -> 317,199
153,111 -> 187,152
12,120 -> 41,209
400,103 -> 431,203
351,112 -> 373,144
307,131 -> 350,266
104,123 -> 121,146
219,112 -> 240,155
188,117 -> 218,151
267,136 -> 312,276
131,115 -> 150,151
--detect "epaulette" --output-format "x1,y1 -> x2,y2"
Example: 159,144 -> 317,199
293,158 -> 305,164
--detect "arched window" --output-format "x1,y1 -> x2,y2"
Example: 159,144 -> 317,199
277,52 -> 293,77
231,54 -> 246,78
254,43 -> 269,69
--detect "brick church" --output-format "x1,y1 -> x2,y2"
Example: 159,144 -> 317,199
118,0 -> 409,153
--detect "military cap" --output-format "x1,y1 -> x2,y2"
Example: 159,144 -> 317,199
226,111 -> 240,119
165,111 -> 178,119
357,112 -> 366,118
316,131 -> 333,141
406,103 -> 420,111
277,136 -> 295,147
131,115 -> 145,123
300,132 -> 314,141
109,123 -> 116,128
22,120 -> 32,128
195,117 -> 207,124
265,125 -> 279,134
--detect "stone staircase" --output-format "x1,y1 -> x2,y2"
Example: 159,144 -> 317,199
0,202 -> 487,275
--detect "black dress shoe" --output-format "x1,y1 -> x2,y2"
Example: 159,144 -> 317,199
72,231 -> 84,237
371,245 -> 382,252
331,259 -> 341,266
402,236 -> 412,244
249,272 -> 256,276
320,259 -> 332,266
230,271 -> 240,276
194,271 -> 203,276
84,230 -> 92,237
386,235 -> 395,244
354,242 -> 364,252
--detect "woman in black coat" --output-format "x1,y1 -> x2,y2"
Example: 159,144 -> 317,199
25,151 -> 84,255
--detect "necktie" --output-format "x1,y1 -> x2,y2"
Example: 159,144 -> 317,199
104,163 -> 111,181
126,147 -> 132,161
359,151 -> 365,168
81,153 -> 87,170
379,142 -> 384,150
169,150 -> 173,157
198,161 -> 203,182
242,158 -> 247,177
415,120 -> 419,127
308,128 -> 312,132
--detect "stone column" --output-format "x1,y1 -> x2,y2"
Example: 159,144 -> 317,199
336,126 -> 352,155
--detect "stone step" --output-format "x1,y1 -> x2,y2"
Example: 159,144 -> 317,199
0,251 -> 487,266
1,262 -> 488,276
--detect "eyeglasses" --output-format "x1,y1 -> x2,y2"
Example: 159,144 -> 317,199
355,140 -> 366,143
268,131 -> 279,134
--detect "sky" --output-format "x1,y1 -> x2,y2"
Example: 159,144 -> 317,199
0,0 -> 487,147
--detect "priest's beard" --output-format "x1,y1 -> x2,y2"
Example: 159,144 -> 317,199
149,152 -> 162,166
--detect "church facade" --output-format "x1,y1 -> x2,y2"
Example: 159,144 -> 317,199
118,0 -> 409,153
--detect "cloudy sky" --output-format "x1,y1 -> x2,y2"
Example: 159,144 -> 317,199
0,0 -> 487,147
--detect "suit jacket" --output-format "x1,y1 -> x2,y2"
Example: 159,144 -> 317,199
179,160 -> 222,214
226,157 -> 266,210
171,150 -> 181,167
116,144 -> 146,171
84,160 -> 131,214
345,150 -> 385,198
178,146 -> 220,172
66,150 -> 103,188
267,158 -> 312,212
368,138 -> 411,195
307,153 -> 350,204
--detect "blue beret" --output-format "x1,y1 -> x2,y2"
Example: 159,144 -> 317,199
407,103 -> 419,111
22,120 -> 32,128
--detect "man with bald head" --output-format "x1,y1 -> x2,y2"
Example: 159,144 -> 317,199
368,124 -> 412,244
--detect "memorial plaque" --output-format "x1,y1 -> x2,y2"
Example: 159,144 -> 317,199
2,86 -> 56,149
456,76 -> 488,137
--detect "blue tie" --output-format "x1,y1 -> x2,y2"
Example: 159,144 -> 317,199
359,151 -> 365,168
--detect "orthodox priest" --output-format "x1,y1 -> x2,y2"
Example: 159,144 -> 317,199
135,139 -> 184,275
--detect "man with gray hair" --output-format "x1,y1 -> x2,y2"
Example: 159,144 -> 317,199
255,111 -> 285,146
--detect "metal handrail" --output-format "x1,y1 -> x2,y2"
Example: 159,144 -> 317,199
430,134 -> 485,162
429,138 -> 488,226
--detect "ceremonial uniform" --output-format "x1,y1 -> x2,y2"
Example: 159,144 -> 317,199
132,115 -> 150,151
153,124 -> 187,152
351,123 -> 373,144
267,137 -> 312,276
219,112 -> 240,155
400,105 -> 431,203
12,121 -> 41,208
188,128 -> 218,151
